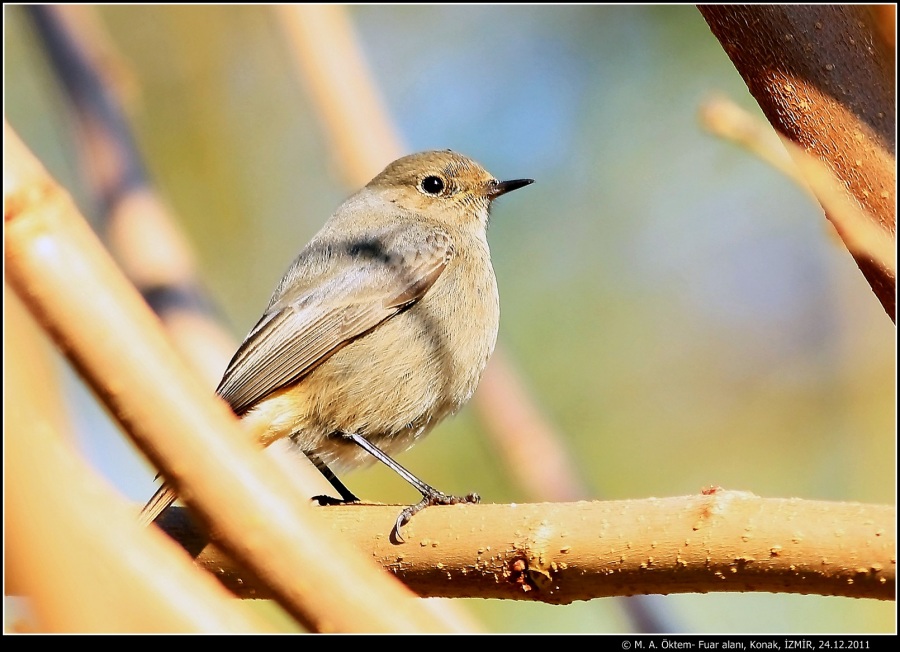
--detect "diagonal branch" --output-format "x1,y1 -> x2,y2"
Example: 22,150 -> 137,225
4,122 -> 456,633
699,5 -> 896,321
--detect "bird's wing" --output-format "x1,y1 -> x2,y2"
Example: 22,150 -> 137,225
216,229 -> 453,415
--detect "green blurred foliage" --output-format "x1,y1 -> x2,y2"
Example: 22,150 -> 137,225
4,5 -> 895,634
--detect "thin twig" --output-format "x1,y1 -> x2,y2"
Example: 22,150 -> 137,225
700,95 -> 896,277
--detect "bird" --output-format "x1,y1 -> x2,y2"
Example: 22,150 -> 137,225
140,149 -> 533,539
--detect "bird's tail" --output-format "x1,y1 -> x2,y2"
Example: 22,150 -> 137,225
139,482 -> 178,525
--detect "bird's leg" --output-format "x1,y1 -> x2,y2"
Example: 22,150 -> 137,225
345,433 -> 479,542
303,450 -> 360,505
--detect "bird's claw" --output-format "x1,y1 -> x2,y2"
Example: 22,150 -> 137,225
392,491 -> 480,543
311,493 -> 359,507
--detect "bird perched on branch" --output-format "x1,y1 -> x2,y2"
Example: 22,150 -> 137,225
140,150 -> 533,540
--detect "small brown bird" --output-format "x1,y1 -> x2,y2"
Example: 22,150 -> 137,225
140,150 -> 532,538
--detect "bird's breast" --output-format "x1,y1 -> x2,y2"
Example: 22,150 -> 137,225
262,232 -> 500,466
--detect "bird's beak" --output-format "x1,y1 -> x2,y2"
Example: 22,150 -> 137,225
487,178 -> 534,200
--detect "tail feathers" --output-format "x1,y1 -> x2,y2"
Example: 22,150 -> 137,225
139,483 -> 178,525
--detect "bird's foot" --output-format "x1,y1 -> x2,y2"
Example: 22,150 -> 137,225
311,493 -> 360,507
392,491 -> 480,543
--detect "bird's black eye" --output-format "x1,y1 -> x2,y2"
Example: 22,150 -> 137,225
420,175 -> 445,195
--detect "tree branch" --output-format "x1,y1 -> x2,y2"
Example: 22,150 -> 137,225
157,491 -> 895,603
699,5 -> 896,320
5,303 -> 274,632
4,121 -> 456,633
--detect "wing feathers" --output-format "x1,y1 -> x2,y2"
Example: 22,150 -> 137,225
216,227 -> 452,415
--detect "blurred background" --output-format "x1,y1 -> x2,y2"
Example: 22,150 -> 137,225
4,5 -> 895,633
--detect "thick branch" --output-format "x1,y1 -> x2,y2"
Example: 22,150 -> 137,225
157,492 -> 895,603
5,308 -> 273,632
700,5 -> 896,320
